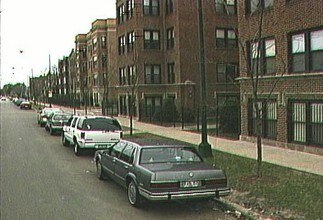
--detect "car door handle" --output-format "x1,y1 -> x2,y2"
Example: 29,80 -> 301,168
112,159 -> 116,163
124,165 -> 129,169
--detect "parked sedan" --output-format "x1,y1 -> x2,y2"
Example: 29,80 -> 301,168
94,140 -> 230,207
45,112 -> 73,135
20,101 -> 32,110
37,107 -> 64,127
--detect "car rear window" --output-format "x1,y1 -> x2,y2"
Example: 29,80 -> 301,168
82,118 -> 121,131
53,114 -> 71,120
140,147 -> 202,164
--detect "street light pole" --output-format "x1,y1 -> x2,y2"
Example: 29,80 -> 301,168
197,0 -> 212,157
49,54 -> 52,107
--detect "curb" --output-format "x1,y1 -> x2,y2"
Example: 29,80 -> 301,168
213,198 -> 258,220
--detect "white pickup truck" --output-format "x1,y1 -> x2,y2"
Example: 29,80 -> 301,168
61,115 -> 123,156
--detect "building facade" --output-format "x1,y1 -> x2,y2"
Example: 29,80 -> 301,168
238,0 -> 323,154
115,0 -> 240,134
68,19 -> 117,113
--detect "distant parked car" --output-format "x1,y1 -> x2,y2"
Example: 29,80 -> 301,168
45,112 -> 73,135
94,140 -> 231,207
15,98 -> 26,106
20,101 -> 32,110
37,107 -> 64,127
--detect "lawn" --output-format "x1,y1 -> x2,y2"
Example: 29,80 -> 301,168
124,132 -> 323,220
210,150 -> 323,220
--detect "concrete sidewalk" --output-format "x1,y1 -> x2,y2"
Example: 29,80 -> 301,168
57,105 -> 323,176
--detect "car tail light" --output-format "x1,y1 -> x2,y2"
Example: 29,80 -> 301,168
80,132 -> 85,139
203,179 -> 227,186
150,182 -> 178,189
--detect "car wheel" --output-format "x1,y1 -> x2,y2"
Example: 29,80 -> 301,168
96,160 -> 105,180
127,180 -> 142,207
61,133 -> 69,147
74,142 -> 80,156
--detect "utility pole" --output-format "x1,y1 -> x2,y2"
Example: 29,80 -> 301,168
197,0 -> 212,157
48,54 -> 52,107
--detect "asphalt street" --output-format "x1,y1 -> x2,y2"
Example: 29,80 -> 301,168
0,101 -> 236,220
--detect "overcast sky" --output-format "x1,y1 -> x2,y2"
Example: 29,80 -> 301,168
0,0 -> 116,87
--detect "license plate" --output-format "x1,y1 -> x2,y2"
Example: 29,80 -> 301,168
180,180 -> 201,188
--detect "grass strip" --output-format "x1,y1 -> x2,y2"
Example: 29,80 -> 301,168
209,149 -> 323,220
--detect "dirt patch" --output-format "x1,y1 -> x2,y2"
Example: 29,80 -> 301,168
226,190 -> 306,220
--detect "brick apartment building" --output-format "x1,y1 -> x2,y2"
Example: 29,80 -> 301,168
238,0 -> 323,154
71,19 -> 117,112
115,0 -> 240,134
57,57 -> 70,96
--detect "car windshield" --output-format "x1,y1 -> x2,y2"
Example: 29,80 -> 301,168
83,118 -> 121,131
53,114 -> 71,121
140,147 -> 202,164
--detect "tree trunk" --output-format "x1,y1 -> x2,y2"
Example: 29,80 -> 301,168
256,117 -> 262,178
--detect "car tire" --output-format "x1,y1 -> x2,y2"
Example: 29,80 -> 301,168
127,180 -> 142,208
61,133 -> 69,147
96,160 -> 105,180
74,142 -> 81,156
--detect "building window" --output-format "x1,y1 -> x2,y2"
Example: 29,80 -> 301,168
127,31 -> 135,52
144,30 -> 160,49
118,35 -> 126,55
290,28 -> 323,73
249,38 -> 276,75
246,0 -> 274,14
94,93 -> 99,105
145,96 -> 162,117
145,64 -> 161,84
128,65 -> 136,85
289,101 -> 323,146
248,100 -> 277,140
215,0 -> 236,14
92,38 -> 98,51
143,0 -> 159,16
117,3 -> 125,24
93,56 -> 98,69
101,36 -> 107,48
216,29 -> 237,48
119,67 -> 126,85
167,28 -> 174,49
101,54 -> 107,68
119,95 -> 127,115
167,63 -> 175,84
126,0 -> 135,19
217,63 -> 238,83
166,0 -> 173,14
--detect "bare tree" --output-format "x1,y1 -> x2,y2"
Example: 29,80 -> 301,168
221,1 -> 288,177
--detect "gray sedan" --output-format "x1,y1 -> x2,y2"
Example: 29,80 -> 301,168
94,140 -> 230,207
